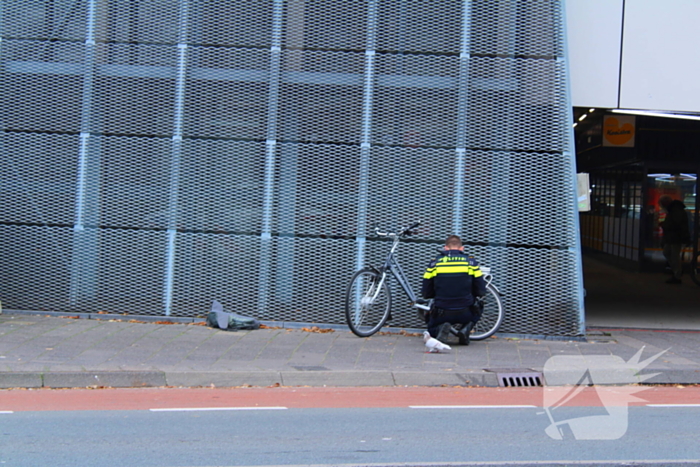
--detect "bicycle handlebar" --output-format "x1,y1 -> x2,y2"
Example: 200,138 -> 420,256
374,221 -> 422,238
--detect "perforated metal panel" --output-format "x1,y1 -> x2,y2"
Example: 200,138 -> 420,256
0,0 -> 583,337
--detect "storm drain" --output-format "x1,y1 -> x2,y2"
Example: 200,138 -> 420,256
486,368 -> 544,387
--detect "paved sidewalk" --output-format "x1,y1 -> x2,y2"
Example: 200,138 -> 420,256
1,312 -> 699,389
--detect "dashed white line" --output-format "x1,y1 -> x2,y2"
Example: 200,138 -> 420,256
0,411 -> 13,414
149,407 -> 288,412
646,404 -> 700,408
409,405 -> 537,409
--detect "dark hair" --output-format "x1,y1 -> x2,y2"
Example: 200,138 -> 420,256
445,235 -> 462,248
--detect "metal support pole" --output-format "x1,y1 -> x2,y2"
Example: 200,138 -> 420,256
163,0 -> 189,316
69,0 -> 97,307
452,0 -> 472,236
73,0 -> 97,233
561,2 -> 586,335
258,0 -> 284,315
355,0 -> 378,271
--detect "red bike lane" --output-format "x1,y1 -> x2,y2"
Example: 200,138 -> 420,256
2,385 -> 699,412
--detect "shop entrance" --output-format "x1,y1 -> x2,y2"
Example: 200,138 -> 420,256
574,109 -> 700,329
580,165 -> 700,330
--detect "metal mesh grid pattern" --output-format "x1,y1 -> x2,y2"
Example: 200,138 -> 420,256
3,1 -> 89,42
278,50 -> 366,144
193,1 -> 274,48
0,225 -> 73,312
69,228 -> 168,315
372,53 -> 460,148
178,140 -> 266,233
87,136 -> 172,229
469,1 -> 564,58
171,232 -> 262,315
1,0 -> 583,337
183,47 -> 270,140
2,41 -> 84,133
0,133 -> 79,225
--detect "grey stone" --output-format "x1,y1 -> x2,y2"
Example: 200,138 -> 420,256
166,371 -> 282,388
280,370 -> 394,387
0,372 -> 42,389
43,371 -> 166,388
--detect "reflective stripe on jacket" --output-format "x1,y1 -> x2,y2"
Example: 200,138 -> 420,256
421,250 -> 486,309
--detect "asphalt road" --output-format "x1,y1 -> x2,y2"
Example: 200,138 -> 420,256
1,387 -> 700,467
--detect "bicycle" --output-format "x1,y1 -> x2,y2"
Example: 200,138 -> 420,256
344,221 -> 504,339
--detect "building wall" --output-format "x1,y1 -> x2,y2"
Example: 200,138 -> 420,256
566,0 -> 700,113
0,1 -> 583,337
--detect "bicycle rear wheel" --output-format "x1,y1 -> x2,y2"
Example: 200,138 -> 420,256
470,283 -> 504,341
345,268 -> 392,337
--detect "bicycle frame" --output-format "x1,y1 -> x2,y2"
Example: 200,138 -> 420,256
346,221 -> 504,339
373,234 -> 425,308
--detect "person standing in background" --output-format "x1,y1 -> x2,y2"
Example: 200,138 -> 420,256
659,195 -> 691,284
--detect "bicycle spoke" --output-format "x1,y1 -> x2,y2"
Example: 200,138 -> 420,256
470,284 -> 504,340
345,268 -> 392,337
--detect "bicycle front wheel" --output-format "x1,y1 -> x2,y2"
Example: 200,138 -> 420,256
345,268 -> 392,337
470,283 -> 504,341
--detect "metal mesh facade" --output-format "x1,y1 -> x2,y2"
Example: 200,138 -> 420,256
0,1 -> 584,337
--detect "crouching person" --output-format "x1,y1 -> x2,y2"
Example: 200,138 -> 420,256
422,235 -> 485,345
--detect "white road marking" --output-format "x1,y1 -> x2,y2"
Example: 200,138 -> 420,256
0,411 -> 13,414
409,405 -> 537,409
149,407 -> 287,412
646,404 -> 700,408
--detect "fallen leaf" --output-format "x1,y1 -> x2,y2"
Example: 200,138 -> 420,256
301,326 -> 334,333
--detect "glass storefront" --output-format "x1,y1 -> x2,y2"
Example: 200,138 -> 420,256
581,167 -> 698,271
581,168 -> 644,261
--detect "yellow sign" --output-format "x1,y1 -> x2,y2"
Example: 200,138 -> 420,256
603,115 -> 635,147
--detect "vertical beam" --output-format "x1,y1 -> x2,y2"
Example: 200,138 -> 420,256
258,0 -> 284,315
452,0 -> 472,235
355,0 -> 378,271
163,0 -> 189,316
73,0 -> 97,232
561,1 -> 586,335
69,0 -> 98,307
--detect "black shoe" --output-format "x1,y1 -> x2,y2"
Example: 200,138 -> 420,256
436,322 -> 453,344
666,277 -> 682,284
458,322 -> 473,346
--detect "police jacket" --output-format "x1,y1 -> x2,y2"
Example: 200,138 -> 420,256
421,249 -> 486,310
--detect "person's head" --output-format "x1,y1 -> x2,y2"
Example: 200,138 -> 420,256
444,235 -> 464,251
659,195 -> 674,209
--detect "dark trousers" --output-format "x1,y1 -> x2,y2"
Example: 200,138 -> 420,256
427,307 -> 477,338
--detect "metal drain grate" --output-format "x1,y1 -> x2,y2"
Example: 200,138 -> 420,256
486,368 -> 544,387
